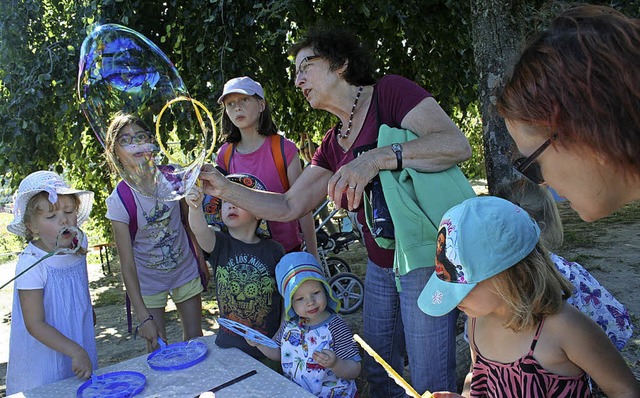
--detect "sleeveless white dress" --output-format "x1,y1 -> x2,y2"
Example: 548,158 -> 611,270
5,239 -> 98,395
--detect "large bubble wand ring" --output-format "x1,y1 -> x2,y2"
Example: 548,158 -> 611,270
155,96 -> 217,165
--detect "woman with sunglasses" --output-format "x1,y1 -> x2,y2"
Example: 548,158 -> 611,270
497,4 -> 640,222
201,26 -> 471,396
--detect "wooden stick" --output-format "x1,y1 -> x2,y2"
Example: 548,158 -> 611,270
353,334 -> 433,398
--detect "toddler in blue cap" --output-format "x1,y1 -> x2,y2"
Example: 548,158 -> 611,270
420,196 -> 639,398
248,252 -> 361,398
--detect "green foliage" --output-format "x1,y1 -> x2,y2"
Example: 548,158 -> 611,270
1,0 -> 481,241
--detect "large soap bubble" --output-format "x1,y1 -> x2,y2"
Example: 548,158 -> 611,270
77,24 -> 215,201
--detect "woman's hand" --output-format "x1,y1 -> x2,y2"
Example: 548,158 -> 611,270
199,164 -> 229,198
328,150 -> 382,210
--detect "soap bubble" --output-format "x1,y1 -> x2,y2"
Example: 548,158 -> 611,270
77,24 -> 215,201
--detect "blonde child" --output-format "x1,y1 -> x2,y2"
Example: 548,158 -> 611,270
104,113 -> 206,352
247,252 -> 361,398
419,196 -> 639,397
5,171 -> 97,394
211,76 -> 318,257
187,173 -> 284,363
498,179 -> 633,350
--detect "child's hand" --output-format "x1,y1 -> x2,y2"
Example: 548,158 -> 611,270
312,348 -> 337,369
71,347 -> 93,379
186,185 -> 204,208
244,337 -> 259,347
137,317 -> 162,348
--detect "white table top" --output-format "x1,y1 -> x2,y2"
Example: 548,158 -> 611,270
8,335 -> 315,398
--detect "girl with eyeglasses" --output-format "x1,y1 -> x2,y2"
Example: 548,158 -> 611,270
103,112 -> 208,352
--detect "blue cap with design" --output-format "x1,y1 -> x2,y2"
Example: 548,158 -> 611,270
418,196 -> 540,317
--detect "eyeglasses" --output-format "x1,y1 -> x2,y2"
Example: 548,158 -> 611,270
295,55 -> 321,79
117,130 -> 152,146
513,134 -> 557,184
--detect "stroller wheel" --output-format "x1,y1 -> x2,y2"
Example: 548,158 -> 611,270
329,272 -> 364,315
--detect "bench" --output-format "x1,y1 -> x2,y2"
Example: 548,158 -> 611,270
91,243 -> 114,275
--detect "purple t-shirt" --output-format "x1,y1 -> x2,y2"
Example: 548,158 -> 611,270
312,75 -> 430,267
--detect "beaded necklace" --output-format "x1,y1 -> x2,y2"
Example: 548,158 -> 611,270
337,86 -> 364,139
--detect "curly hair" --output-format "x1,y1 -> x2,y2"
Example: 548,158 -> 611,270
290,25 -> 376,86
497,5 -> 640,176
220,95 -> 278,144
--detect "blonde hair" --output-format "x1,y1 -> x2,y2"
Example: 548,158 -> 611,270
489,244 -> 573,332
23,192 -> 81,242
497,179 -> 564,250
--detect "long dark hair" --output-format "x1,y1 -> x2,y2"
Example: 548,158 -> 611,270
220,95 -> 278,144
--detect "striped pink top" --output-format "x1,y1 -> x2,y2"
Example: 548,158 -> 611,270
470,317 -> 592,397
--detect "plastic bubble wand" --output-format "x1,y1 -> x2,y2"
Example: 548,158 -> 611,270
353,334 -> 433,398
0,227 -> 85,290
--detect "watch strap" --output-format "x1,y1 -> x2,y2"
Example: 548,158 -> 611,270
392,143 -> 402,171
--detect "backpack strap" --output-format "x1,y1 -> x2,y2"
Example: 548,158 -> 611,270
270,134 -> 289,191
223,136 -> 290,191
115,180 -> 137,333
116,181 -> 138,241
223,143 -> 235,173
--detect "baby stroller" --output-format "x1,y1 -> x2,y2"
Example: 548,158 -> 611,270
312,199 -> 364,315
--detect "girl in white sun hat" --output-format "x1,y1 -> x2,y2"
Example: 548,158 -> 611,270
5,170 -> 97,395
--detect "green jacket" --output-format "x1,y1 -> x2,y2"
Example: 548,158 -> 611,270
366,125 -> 476,277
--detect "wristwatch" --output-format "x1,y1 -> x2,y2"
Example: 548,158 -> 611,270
391,143 -> 403,171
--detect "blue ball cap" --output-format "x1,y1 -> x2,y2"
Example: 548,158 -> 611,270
418,196 -> 540,317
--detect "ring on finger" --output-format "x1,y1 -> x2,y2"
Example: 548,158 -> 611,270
348,185 -> 356,190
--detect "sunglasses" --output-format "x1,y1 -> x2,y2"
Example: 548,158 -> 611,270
513,134 -> 558,184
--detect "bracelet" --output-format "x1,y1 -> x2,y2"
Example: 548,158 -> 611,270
133,314 -> 154,340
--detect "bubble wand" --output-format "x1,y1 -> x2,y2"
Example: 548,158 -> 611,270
0,227 -> 85,290
353,334 -> 433,398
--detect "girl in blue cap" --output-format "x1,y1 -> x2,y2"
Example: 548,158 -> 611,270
419,196 -> 639,398
247,252 -> 361,398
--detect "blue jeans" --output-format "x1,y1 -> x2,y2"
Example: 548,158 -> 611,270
363,259 -> 458,398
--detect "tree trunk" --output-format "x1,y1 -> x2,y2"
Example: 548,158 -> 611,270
470,0 -> 528,194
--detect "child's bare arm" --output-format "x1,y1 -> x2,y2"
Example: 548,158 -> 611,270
559,306 -> 639,397
244,337 -> 281,361
185,185 -> 216,253
112,220 -> 163,349
313,349 -> 361,380
20,289 -> 92,379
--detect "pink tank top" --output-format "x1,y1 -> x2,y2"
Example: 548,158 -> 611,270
470,317 -> 592,397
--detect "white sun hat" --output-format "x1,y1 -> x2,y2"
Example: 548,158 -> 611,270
7,171 -> 94,237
